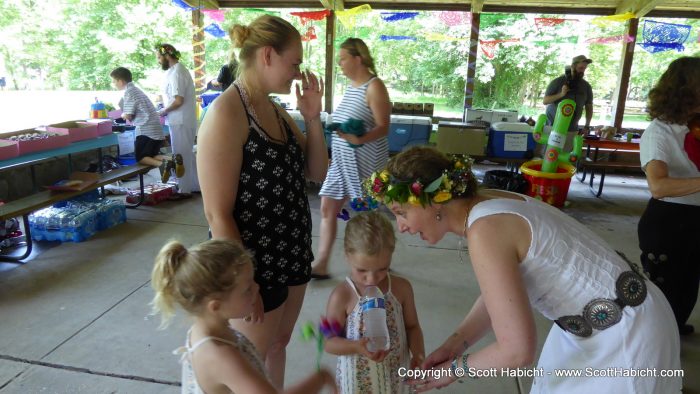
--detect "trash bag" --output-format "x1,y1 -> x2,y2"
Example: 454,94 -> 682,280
482,170 -> 528,194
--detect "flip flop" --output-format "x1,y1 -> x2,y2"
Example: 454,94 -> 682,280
310,273 -> 332,280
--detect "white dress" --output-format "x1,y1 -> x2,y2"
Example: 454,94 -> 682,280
468,195 -> 682,394
337,275 -> 410,394
174,327 -> 267,394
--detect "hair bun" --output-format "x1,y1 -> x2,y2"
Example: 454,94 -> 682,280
230,25 -> 250,48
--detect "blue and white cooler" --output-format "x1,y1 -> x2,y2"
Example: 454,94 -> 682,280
388,115 -> 432,153
487,122 -> 535,158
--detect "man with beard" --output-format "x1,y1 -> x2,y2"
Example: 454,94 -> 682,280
543,55 -> 594,133
156,43 -> 199,199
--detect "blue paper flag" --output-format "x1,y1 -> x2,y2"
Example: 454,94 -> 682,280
640,19 -> 691,53
380,12 -> 419,22
171,0 -> 196,11
380,35 -> 417,41
204,23 -> 226,38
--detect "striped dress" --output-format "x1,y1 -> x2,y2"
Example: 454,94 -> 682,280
320,78 -> 389,200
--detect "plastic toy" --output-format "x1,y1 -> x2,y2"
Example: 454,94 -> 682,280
300,317 -> 344,370
533,99 -> 583,173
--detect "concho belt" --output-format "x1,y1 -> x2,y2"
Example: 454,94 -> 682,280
555,270 -> 647,338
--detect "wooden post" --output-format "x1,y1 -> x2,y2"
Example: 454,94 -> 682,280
324,11 -> 335,113
463,11 -> 481,122
610,18 -> 639,130
192,9 -> 206,95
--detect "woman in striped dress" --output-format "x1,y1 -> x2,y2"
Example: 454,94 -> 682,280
312,38 -> 392,279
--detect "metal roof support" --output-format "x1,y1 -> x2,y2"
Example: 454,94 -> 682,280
462,10 -> 480,122
324,10 -> 336,112
610,17 -> 638,130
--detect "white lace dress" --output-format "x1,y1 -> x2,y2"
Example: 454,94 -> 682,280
174,327 -> 267,394
468,195 -> 682,393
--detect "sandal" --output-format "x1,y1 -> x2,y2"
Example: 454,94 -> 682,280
173,153 -> 185,178
159,159 -> 172,184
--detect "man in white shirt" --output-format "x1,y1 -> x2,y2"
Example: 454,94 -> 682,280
156,43 -> 199,198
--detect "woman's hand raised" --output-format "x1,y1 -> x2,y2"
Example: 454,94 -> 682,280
295,70 -> 324,121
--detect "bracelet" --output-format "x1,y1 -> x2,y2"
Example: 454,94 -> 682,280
461,353 -> 477,379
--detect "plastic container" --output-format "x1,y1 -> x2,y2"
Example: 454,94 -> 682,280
388,115 -> 432,153
519,160 -> 576,208
361,286 -> 390,352
118,153 -> 137,166
29,206 -> 97,242
488,122 -> 536,159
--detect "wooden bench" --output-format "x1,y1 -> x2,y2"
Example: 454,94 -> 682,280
578,159 -> 642,197
0,164 -> 153,263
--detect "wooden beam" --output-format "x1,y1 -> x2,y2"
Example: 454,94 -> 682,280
182,0 -> 219,9
192,9 -> 206,95
320,0 -> 344,11
463,11 -> 480,122
324,11 -> 336,113
616,0 -> 663,17
471,0 -> 484,14
610,18 -> 638,131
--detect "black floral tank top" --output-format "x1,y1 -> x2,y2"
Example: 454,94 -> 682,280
233,84 -> 313,287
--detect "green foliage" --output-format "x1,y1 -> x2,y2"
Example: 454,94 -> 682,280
0,3 -> 698,122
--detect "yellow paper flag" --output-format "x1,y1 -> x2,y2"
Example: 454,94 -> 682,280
336,4 -> 372,30
591,12 -> 635,27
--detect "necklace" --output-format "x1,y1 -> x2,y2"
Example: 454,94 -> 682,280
458,210 -> 469,264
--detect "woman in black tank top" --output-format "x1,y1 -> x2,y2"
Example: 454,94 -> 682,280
196,15 -> 329,389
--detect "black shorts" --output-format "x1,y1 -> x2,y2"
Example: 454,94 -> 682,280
259,284 -> 289,312
134,135 -> 164,162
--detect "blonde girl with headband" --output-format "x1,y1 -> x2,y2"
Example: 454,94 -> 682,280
366,146 -> 680,393
196,15 -> 328,388
311,38 -> 391,280
151,239 -> 336,394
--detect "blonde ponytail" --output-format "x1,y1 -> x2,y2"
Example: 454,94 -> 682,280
150,239 -> 254,329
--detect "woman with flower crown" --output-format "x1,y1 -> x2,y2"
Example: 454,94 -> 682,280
365,146 -> 681,393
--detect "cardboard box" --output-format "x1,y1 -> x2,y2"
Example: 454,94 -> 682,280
491,110 -> 519,123
0,140 -> 19,161
0,128 -> 71,155
465,109 -> 493,124
126,183 -> 177,205
436,121 -> 488,156
83,119 -> 112,136
45,172 -> 99,192
47,121 -> 99,142
423,103 -> 435,116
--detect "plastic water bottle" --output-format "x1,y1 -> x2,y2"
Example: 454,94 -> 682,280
361,286 -> 390,352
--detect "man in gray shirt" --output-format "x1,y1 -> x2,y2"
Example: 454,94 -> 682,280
543,55 -> 594,133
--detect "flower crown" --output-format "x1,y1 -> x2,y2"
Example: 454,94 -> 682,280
364,155 -> 475,206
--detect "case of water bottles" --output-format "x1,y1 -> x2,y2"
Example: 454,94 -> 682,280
28,196 -> 126,242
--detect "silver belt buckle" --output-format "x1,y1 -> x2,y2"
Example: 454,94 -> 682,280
556,270 -> 646,338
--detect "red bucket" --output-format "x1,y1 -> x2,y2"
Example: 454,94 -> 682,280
519,160 -> 576,207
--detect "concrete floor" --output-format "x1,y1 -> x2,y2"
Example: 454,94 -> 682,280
0,164 -> 698,394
